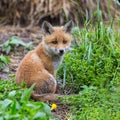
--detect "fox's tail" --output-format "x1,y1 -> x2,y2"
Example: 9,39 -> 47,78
31,92 -> 62,102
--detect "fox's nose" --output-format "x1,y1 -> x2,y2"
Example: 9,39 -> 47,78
59,49 -> 64,54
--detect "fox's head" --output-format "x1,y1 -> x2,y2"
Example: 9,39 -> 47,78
42,21 -> 73,57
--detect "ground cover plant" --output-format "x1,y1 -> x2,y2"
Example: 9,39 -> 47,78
57,20 -> 120,119
0,36 -> 33,54
61,86 -> 120,120
58,21 -> 120,93
0,55 -> 11,72
0,78 -> 51,120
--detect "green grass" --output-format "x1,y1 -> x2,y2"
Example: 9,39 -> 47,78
57,19 -> 120,119
61,86 -> 120,120
58,21 -> 120,93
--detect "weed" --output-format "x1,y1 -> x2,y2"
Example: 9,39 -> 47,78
0,36 -> 33,54
61,86 -> 120,120
57,3 -> 120,119
0,55 -> 11,72
0,78 -> 51,120
57,22 -> 120,93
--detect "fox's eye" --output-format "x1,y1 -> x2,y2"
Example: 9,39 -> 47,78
52,40 -> 57,44
63,40 -> 67,44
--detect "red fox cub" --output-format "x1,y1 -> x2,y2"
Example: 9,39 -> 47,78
15,21 -> 73,101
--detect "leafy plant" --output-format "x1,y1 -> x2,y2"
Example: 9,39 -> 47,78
0,55 -> 11,72
61,86 -> 120,120
57,21 -> 120,93
0,36 -> 33,54
0,79 -> 51,120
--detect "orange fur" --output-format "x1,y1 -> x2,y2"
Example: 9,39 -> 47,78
15,21 -> 73,101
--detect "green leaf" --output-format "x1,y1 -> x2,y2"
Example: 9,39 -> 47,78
33,112 -> 46,120
25,42 -> 34,50
1,99 -> 12,109
3,66 -> 9,73
0,56 -> 11,64
4,114 -> 20,120
0,62 -> 3,68
20,84 -> 35,102
10,101 -> 21,115
3,40 -> 9,47
26,103 -> 40,109
11,100 -> 17,114
0,117 -> 3,120
6,46 -> 11,54
8,90 -> 16,98
88,42 -> 92,63
42,103 -> 51,116
10,36 -> 26,46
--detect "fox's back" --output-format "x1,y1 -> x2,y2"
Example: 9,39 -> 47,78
15,50 -> 43,85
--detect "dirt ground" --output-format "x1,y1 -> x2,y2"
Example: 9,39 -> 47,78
0,26 -> 43,79
0,26 -> 70,120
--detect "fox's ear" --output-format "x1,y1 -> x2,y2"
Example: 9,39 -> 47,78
42,21 -> 54,34
63,20 -> 74,33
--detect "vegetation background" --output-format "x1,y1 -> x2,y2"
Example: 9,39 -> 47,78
0,0 -> 120,120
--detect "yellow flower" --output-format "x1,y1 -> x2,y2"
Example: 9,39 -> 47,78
51,103 -> 57,110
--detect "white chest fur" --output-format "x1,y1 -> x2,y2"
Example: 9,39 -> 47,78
53,56 -> 63,72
